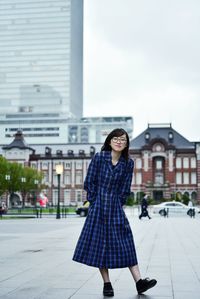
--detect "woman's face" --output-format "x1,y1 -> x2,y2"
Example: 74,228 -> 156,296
110,134 -> 127,152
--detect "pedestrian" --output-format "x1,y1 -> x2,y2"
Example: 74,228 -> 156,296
139,194 -> 151,219
73,128 -> 157,296
187,199 -> 195,218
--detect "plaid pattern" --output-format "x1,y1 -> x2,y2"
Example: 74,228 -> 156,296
73,151 -> 138,269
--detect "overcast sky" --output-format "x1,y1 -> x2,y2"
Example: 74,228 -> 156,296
83,0 -> 200,141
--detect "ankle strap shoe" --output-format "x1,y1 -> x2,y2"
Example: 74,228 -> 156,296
136,277 -> 157,294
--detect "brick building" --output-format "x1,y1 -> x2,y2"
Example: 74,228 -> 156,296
1,124 -> 200,207
130,124 -> 200,203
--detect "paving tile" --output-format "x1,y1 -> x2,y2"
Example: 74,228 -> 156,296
173,291 -> 200,299
1,214 -> 200,299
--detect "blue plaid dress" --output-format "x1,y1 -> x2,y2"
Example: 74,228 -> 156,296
72,151 -> 138,269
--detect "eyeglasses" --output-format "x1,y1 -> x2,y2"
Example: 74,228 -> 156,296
112,137 -> 127,144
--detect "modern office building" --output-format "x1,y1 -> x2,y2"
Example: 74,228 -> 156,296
0,116 -> 133,147
0,0 -> 83,142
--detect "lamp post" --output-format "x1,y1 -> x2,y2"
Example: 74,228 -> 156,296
21,177 -> 26,208
56,164 -> 63,219
5,175 -> 10,208
34,179 -> 39,207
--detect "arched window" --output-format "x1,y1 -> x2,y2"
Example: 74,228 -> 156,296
191,191 -> 197,201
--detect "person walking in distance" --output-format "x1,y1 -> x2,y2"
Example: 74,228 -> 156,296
73,128 -> 157,296
187,199 -> 195,218
139,194 -> 151,220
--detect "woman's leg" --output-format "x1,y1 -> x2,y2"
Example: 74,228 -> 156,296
129,264 -> 157,294
99,268 -> 114,296
129,264 -> 141,282
99,268 -> 110,282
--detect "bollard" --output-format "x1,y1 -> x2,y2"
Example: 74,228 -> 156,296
36,208 -> 39,218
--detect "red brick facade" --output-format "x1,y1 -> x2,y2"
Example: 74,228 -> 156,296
129,124 -> 200,203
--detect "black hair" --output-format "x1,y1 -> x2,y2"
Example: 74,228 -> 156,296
101,128 -> 130,161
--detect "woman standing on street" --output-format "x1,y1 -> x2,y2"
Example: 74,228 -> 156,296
73,128 -> 157,296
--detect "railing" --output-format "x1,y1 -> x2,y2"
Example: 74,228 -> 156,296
1,207 -> 75,218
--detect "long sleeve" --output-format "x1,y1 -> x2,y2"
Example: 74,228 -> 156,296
119,159 -> 134,206
84,153 -> 99,203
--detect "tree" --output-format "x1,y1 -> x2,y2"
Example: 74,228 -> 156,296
0,157 -> 43,207
19,167 -> 43,208
0,157 -> 10,196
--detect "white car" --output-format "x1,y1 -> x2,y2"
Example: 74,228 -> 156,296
152,201 -> 200,216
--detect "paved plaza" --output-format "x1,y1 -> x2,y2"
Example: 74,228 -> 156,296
0,209 -> 200,299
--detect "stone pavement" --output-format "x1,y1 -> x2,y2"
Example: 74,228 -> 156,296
0,209 -> 200,299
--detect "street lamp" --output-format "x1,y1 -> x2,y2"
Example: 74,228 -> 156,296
5,175 -> 10,208
34,179 -> 39,207
55,164 -> 63,219
21,177 -> 26,208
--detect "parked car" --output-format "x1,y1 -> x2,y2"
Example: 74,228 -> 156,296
152,201 -> 200,216
76,201 -> 90,217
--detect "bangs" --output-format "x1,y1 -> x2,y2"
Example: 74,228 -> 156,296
110,128 -> 127,138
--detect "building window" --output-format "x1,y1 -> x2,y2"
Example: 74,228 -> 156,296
191,191 -> 197,200
53,174 -> 58,185
65,162 -> 71,169
176,158 -> 181,168
75,190 -> 82,203
191,172 -> 197,184
145,132 -> 150,141
136,173 -> 142,184
81,127 -> 88,143
42,173 -> 48,184
154,157 -> 164,185
68,126 -> 78,143
42,162 -> 48,169
168,132 -> 174,141
136,158 -> 142,169
156,160 -> 162,169
183,172 -> 189,184
64,190 -> 71,206
176,172 -> 182,184
183,157 -> 189,168
64,173 -> 71,185
76,161 -> 83,169
155,174 -> 164,184
76,171 -> 82,184
191,157 -> 196,168
52,189 -> 58,206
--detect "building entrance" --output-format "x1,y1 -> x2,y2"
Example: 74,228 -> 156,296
153,191 -> 163,201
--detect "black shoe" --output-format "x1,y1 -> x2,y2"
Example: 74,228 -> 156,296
103,282 -> 114,297
136,278 -> 157,294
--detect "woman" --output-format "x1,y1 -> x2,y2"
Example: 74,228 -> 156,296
73,128 -> 157,296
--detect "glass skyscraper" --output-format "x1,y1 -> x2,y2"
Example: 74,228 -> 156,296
0,0 -> 83,142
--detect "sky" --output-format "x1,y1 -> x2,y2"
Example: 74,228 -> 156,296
83,0 -> 200,141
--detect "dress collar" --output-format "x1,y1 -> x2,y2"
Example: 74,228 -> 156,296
102,150 -> 126,165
